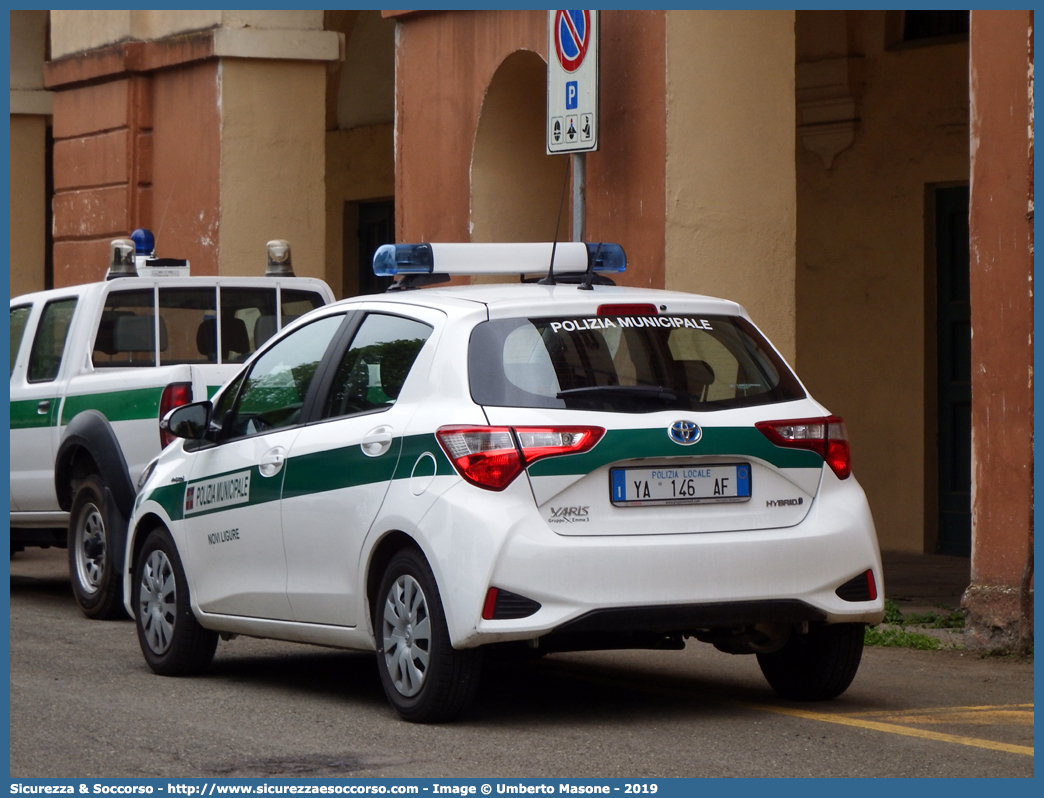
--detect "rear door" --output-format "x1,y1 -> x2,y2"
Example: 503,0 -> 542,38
473,309 -> 827,536
279,307 -> 440,627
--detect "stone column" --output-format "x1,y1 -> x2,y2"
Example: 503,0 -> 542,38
963,10 -> 1034,650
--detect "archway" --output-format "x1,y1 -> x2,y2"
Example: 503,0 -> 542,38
471,50 -> 570,248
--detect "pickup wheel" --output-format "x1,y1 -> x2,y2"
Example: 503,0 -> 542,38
68,474 -> 126,620
134,527 -> 218,676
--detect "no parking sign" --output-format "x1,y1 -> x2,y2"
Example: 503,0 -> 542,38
547,10 -> 599,154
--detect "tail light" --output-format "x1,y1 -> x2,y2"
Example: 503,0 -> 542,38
159,382 -> 193,448
755,416 -> 851,479
436,425 -> 604,491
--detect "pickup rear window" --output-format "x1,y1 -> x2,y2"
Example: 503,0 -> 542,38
92,286 -> 325,368
468,314 -> 804,412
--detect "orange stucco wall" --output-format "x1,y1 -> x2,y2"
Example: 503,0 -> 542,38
150,61 -> 221,276
395,10 -> 665,288
48,56 -> 221,284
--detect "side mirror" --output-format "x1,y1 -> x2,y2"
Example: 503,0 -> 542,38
161,401 -> 212,440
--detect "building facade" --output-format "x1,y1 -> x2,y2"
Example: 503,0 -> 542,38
8,9 -> 1033,649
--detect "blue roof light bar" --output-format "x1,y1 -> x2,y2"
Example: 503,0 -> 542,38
373,242 -> 626,277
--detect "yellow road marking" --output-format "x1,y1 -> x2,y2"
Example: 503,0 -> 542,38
847,707 -> 1033,726
744,703 -> 1034,757
542,663 -> 1034,756
847,703 -> 1034,718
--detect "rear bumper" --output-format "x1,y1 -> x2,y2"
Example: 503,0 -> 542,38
414,470 -> 884,648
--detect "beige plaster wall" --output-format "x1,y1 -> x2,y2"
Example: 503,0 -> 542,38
50,10 -> 325,59
10,10 -> 48,89
50,11 -> 131,58
665,10 -> 798,363
218,59 -> 327,279
795,12 -> 969,552
338,11 -> 395,130
10,115 -> 48,297
325,123 -> 395,297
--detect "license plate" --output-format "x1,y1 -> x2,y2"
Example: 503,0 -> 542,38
609,463 -> 751,506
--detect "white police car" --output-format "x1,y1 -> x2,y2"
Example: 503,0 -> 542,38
127,242 -> 884,722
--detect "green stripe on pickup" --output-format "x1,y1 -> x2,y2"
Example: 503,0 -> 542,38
61,388 -> 164,425
10,398 -> 57,429
527,426 -> 824,477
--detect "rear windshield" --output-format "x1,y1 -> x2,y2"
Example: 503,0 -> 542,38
469,314 -> 805,412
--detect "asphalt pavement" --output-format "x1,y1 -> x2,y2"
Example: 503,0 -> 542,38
8,546 -> 1033,779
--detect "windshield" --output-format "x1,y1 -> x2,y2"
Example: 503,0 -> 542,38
469,314 -> 804,412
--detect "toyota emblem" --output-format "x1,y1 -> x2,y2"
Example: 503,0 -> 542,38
668,420 -> 702,445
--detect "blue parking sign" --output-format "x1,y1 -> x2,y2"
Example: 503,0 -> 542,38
566,80 -> 578,109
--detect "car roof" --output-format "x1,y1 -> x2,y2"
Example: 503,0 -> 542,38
333,282 -> 746,320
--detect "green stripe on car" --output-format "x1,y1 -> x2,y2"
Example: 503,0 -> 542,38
141,428 -> 816,520
144,434 -> 453,520
526,426 -> 823,477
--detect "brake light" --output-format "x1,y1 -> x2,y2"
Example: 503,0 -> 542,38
159,382 -> 193,448
436,425 -> 604,491
755,416 -> 851,479
597,303 -> 657,316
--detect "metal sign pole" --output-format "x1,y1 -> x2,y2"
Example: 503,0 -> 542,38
572,152 -> 585,242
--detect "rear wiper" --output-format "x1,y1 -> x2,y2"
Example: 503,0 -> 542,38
557,385 -> 688,402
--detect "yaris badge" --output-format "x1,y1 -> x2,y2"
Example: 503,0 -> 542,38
668,420 -> 702,445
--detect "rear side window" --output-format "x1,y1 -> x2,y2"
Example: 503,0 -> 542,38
92,286 -> 328,368
93,289 -> 158,367
160,288 -> 219,365
10,304 -> 31,375
322,313 -> 432,419
281,289 -> 325,326
469,314 -> 804,412
28,298 -> 78,382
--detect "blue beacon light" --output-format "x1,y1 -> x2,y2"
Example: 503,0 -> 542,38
584,242 -> 626,273
130,228 -> 155,256
373,244 -> 434,276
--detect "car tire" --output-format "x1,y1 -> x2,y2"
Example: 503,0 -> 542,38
756,622 -> 865,701
374,547 -> 482,723
68,474 -> 127,620
133,527 -> 218,676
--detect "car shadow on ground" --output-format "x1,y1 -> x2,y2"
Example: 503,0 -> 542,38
202,643 -> 779,726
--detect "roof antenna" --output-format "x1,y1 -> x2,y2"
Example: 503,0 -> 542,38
537,160 -> 571,286
152,180 -> 176,253
578,242 -> 602,291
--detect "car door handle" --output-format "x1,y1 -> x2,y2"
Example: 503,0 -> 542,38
361,426 -> 394,457
36,400 -> 50,415
258,446 -> 287,478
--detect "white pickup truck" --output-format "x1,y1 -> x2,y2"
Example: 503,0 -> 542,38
9,235 -> 334,618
